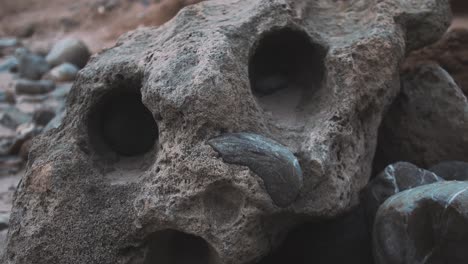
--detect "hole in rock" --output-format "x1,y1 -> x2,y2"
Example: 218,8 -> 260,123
249,28 -> 326,125
257,206 -> 373,264
143,230 -> 219,264
89,87 -> 158,157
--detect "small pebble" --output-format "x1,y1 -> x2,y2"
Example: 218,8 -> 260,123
15,79 -> 55,95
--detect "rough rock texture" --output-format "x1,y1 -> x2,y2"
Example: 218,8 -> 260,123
14,79 -> 55,95
374,64 -> 468,171
374,181 -> 468,264
362,162 -> 442,225
2,0 -> 451,264
430,161 -> 468,181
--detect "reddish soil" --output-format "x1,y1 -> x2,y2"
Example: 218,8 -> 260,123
403,28 -> 468,96
0,0 -> 203,53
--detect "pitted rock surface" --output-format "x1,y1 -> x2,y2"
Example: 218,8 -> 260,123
374,181 -> 468,264
2,0 -> 451,263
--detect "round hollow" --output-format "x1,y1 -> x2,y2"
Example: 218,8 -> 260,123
248,28 -> 326,124
88,88 -> 158,157
143,230 -> 220,264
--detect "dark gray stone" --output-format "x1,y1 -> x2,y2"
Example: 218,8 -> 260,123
374,181 -> 468,264
0,57 -> 18,73
374,64 -> 468,170
0,107 -> 31,129
14,79 -> 55,95
429,161 -> 468,181
7,123 -> 42,156
33,108 -> 56,127
14,48 -> 50,80
362,162 -> 443,225
208,133 -> 303,207
46,38 -> 91,68
0,155 -> 22,176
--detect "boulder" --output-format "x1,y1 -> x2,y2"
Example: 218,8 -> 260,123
2,0 -> 451,263
43,63 -> 79,82
374,181 -> 468,264
374,64 -> 468,170
429,161 -> 468,181
46,38 -> 91,68
362,162 -> 442,225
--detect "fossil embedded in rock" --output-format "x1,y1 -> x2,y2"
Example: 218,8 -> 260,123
208,132 -> 303,207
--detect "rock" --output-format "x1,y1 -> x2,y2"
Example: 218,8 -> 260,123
374,181 -> 468,264
18,138 -> 33,161
0,57 -> 18,73
208,133 -> 303,207
0,125 -> 16,156
43,63 -> 79,82
1,1 -> 451,263
0,90 -> 15,104
0,229 -> 7,256
403,28 -> 468,96
374,64 -> 468,171
32,108 -> 56,127
46,38 -> 91,68
8,123 -> 41,155
43,110 -> 65,132
0,38 -> 18,49
362,162 -> 443,226
429,161 -> 468,181
14,48 -> 49,80
0,107 -> 31,129
14,79 -> 55,95
0,38 -> 19,56
0,156 -> 22,176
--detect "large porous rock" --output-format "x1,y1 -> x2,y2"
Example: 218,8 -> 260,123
46,38 -> 91,68
373,181 -> 468,264
2,1 -> 450,264
362,162 -> 442,225
374,64 -> 468,171
429,161 -> 468,181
